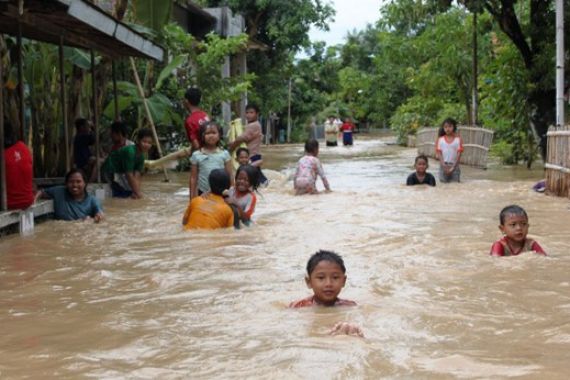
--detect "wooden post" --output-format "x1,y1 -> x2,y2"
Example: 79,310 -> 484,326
112,60 -> 120,121
91,50 -> 101,183
17,18 -> 25,142
0,46 -> 6,211
556,0 -> 565,128
129,57 -> 169,182
471,11 -> 479,126
287,78 -> 292,143
59,35 -> 70,172
221,55 -> 231,130
238,52 -> 247,124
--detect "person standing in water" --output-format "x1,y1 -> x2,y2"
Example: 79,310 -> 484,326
102,128 -> 153,199
340,117 -> 355,146
324,115 -> 339,147
3,120 -> 34,210
183,87 -> 210,152
229,104 -> 268,185
490,205 -> 547,256
435,118 -> 463,183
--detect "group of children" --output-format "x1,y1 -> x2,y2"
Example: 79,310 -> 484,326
324,116 -> 356,147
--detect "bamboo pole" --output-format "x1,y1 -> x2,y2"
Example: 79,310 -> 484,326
17,18 -> 25,142
59,36 -> 70,172
112,60 -> 119,121
129,57 -> 169,182
556,0 -> 565,128
91,50 -> 101,183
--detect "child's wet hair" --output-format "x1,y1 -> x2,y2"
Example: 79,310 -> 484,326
236,147 -> 250,158
415,154 -> 429,166
499,205 -> 528,225
304,139 -> 319,154
65,168 -> 88,195
306,250 -> 346,275
236,164 -> 260,191
111,121 -> 129,137
199,121 -> 223,147
209,169 -> 231,196
137,128 -> 153,142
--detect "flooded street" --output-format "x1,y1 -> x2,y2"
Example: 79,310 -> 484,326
1,136 -> 569,379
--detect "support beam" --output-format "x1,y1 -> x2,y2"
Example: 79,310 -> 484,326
287,78 -> 292,143
221,55 -> 231,129
129,57 -> 169,182
16,17 -> 24,141
59,35 -> 70,172
91,50 -> 101,183
471,11 -> 479,126
112,59 -> 119,121
555,0 -> 565,128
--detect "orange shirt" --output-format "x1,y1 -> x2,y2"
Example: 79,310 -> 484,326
183,194 -> 234,230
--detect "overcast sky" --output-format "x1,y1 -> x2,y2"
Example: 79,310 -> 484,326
309,0 -> 384,47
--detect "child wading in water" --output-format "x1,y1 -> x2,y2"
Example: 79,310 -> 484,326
490,205 -> 547,256
226,164 -> 260,227
190,122 -> 233,199
294,139 -> 331,195
435,118 -> 464,183
406,154 -> 436,186
289,250 -> 363,337
36,169 -> 103,222
102,128 -> 153,199
183,169 -> 235,230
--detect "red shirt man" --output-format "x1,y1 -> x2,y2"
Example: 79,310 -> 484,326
5,140 -> 34,210
183,88 -> 210,151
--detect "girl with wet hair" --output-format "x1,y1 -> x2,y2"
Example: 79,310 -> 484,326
226,164 -> 260,226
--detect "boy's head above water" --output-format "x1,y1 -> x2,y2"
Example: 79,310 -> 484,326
499,204 -> 529,243
304,139 -> 319,155
209,169 -> 231,196
136,128 -> 154,153
305,250 -> 347,306
236,147 -> 250,166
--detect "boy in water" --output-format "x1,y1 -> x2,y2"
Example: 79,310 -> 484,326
490,205 -> 547,256
182,169 -> 235,230
229,104 -> 268,185
289,250 -> 363,337
102,128 -> 153,199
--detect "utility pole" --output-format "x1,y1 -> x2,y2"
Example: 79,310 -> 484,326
471,11 -> 479,126
287,78 -> 292,143
556,0 -> 565,128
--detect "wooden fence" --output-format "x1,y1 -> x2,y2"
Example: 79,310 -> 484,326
416,126 -> 494,168
546,127 -> 570,198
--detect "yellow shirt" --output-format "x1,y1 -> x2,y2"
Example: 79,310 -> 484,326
183,194 -> 234,230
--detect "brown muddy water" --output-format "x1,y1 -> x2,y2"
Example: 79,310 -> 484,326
1,136 -> 569,379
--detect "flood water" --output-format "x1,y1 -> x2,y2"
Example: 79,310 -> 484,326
1,135 -> 569,379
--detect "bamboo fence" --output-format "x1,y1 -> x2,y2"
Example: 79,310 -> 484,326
416,126 -> 494,168
546,127 -> 570,198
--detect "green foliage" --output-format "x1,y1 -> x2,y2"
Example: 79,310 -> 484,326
131,0 -> 173,32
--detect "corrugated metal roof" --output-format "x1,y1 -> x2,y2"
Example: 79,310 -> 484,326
0,0 -> 164,61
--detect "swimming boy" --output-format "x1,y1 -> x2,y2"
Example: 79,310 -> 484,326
490,205 -> 547,256
289,250 -> 356,308
182,169 -> 235,230
102,128 -> 153,199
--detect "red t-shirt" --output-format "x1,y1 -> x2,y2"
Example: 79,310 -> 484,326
288,295 -> 357,308
5,141 -> 34,210
490,237 -> 546,256
184,109 -> 210,147
341,122 -> 355,132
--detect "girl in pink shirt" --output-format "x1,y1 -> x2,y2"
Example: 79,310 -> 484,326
293,139 -> 331,195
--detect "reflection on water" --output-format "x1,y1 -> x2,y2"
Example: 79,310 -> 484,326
1,136 -> 569,378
